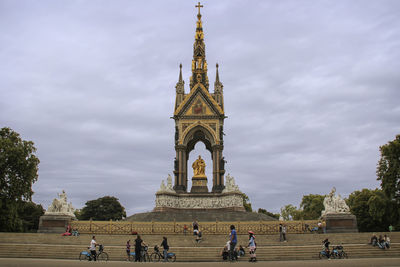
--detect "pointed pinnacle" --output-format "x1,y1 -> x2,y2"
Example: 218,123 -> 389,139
178,63 -> 183,82
216,63 -> 220,82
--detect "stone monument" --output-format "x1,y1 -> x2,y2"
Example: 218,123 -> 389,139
127,3 -> 276,222
320,187 -> 358,233
38,190 -> 76,233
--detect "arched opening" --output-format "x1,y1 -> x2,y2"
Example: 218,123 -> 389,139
187,142 -> 213,191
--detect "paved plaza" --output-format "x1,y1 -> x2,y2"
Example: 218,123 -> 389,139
1,258 -> 400,267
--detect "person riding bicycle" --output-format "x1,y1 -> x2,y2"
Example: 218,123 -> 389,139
161,237 -> 169,262
323,238 -> 330,259
89,236 -> 97,261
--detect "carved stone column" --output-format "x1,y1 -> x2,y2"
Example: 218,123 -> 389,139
174,145 -> 187,192
212,144 -> 225,193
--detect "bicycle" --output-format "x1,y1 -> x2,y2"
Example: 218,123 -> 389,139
331,245 -> 348,259
318,247 -> 330,259
151,245 -> 176,262
79,244 -> 109,261
129,245 -> 150,262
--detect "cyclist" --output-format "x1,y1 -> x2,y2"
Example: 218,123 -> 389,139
89,236 -> 97,261
323,238 -> 330,259
161,236 -> 169,262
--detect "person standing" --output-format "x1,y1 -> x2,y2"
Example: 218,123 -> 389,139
229,225 -> 237,261
126,240 -> 131,261
248,231 -> 257,262
282,224 -> 287,242
89,236 -> 97,261
161,236 -> 169,262
134,235 -> 145,262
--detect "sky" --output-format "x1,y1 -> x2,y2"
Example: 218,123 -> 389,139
1,0 -> 399,215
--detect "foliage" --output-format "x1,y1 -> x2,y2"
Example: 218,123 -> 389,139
257,208 -> 279,219
300,194 -> 325,220
280,204 -> 303,220
0,127 -> 40,232
18,201 -> 44,232
347,188 -> 393,232
377,134 -> 400,228
78,196 -> 126,221
242,193 -> 252,212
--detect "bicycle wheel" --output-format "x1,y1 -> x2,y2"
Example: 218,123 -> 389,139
79,253 -> 89,261
319,252 -> 328,259
168,255 -> 176,262
341,252 -> 348,259
151,252 -> 161,262
97,252 -> 109,261
144,253 -> 150,262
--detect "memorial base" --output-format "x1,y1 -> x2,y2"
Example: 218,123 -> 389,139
37,215 -> 75,233
322,213 -> 358,233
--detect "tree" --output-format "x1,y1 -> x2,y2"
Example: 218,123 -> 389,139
0,127 -> 40,232
347,188 -> 391,232
242,193 -> 252,212
280,204 -> 303,220
377,134 -> 400,228
300,194 -> 325,220
18,201 -> 44,232
78,196 -> 126,221
258,208 -> 280,219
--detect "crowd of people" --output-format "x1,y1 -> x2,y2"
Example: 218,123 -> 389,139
369,234 -> 391,249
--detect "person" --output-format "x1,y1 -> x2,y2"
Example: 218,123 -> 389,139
89,236 -> 97,261
229,225 -> 237,261
322,221 -> 327,234
71,228 -> 79,236
126,240 -> 131,261
183,225 -> 188,235
318,221 -> 322,233
248,231 -> 257,262
370,234 -> 378,246
384,235 -> 391,249
389,225 -> 393,232
221,244 -> 229,261
238,245 -> 245,257
134,235 -> 146,262
61,224 -> 72,236
282,224 -> 287,242
378,235 -> 385,249
279,224 -> 283,241
161,237 -> 169,262
323,238 -> 330,259
193,220 -> 199,235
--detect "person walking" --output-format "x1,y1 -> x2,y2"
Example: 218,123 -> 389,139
126,240 -> 131,261
229,225 -> 237,261
89,236 -> 97,261
161,236 -> 169,262
248,231 -> 257,262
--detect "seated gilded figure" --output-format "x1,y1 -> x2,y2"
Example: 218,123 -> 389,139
192,155 -> 206,177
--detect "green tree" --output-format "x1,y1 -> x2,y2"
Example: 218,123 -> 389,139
18,201 -> 44,232
300,194 -> 325,220
280,204 -> 303,220
347,188 -> 391,232
377,134 -> 400,228
79,196 -> 126,221
0,127 -> 40,232
242,193 -> 252,212
258,208 -> 280,219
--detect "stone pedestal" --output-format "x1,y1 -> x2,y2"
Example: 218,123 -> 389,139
37,215 -> 75,233
322,213 -> 358,233
190,175 -> 208,193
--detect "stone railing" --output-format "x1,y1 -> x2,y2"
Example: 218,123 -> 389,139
70,220 -> 320,235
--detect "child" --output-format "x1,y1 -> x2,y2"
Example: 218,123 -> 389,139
248,231 -> 257,262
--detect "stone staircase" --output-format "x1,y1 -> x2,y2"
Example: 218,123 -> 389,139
0,232 -> 398,262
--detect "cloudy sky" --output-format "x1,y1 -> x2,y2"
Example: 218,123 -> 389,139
1,0 -> 399,215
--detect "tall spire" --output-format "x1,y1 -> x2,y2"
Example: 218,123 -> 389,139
214,63 -> 224,109
190,2 -> 209,90
175,63 -> 185,110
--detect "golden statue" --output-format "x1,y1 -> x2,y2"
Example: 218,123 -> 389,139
192,155 -> 206,177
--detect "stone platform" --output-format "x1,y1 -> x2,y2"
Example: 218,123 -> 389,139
126,209 -> 277,222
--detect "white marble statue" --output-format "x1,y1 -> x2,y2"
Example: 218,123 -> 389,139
157,174 -> 175,193
222,174 -> 241,193
45,190 -> 76,217
321,187 -> 350,216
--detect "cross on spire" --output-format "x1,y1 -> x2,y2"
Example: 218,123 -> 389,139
196,2 -> 203,16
